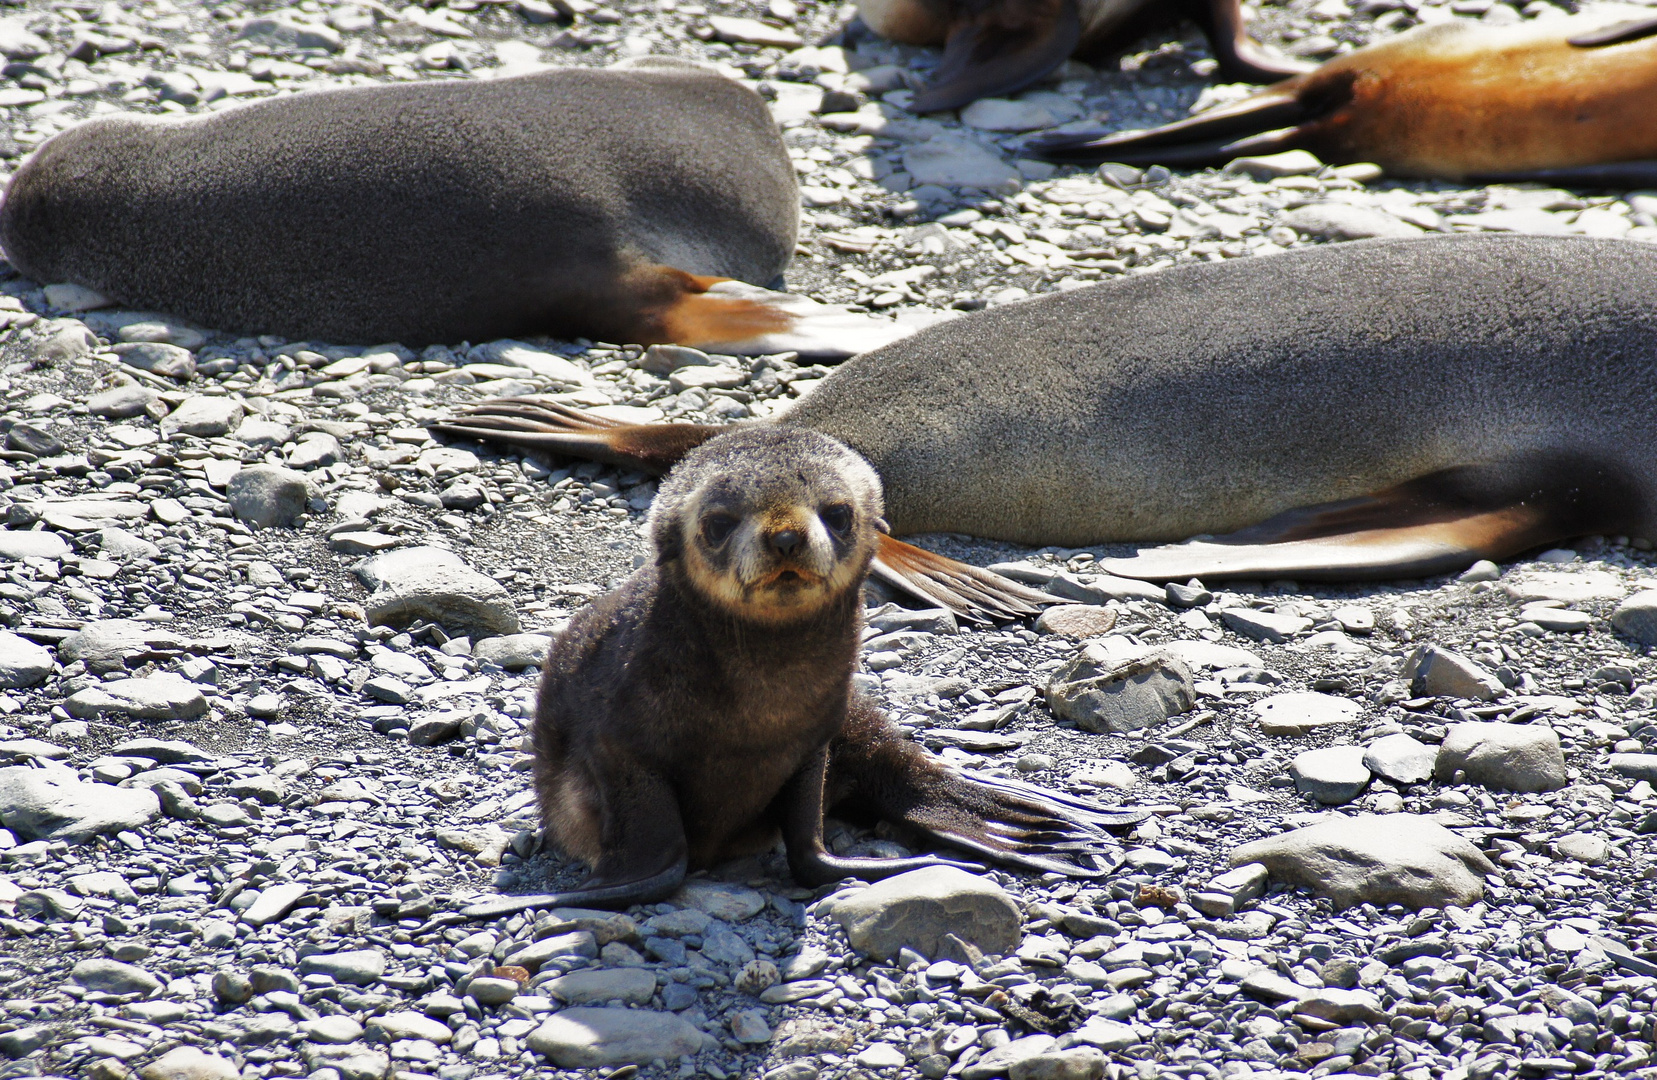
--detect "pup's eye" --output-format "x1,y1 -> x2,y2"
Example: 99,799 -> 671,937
820,504 -> 853,535
701,513 -> 739,545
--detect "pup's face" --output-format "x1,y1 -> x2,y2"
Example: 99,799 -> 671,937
651,429 -> 885,623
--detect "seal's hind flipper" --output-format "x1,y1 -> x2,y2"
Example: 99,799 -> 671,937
830,699 -> 1147,879
1569,15 -> 1657,48
430,397 -> 721,474
910,0 -> 1081,114
651,273 -> 919,359
873,536 -> 1054,623
1191,0 -> 1315,82
1026,84 -> 1317,166
460,862 -> 688,921
1101,456 -> 1640,582
1468,161 -> 1657,188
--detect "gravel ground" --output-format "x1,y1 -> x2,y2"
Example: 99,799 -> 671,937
0,2 -> 1655,1080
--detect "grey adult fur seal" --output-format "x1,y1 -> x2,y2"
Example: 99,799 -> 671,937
437,233 -> 1657,604
0,59 -> 906,354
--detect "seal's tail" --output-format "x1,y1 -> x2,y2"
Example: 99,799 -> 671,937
431,398 -> 1051,622
830,697 -> 1149,878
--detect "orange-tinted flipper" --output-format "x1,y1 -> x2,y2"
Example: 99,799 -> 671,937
1027,83 -> 1318,166
430,397 -> 721,475
642,270 -> 919,359
1191,0 -> 1314,81
872,535 -> 1055,623
910,0 -> 1081,113
1102,456 -> 1642,582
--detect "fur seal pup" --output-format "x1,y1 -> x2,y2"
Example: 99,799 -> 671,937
1028,13 -> 1657,183
436,233 -> 1657,611
461,426 -> 1144,919
0,58 -> 907,357
857,0 -> 1309,112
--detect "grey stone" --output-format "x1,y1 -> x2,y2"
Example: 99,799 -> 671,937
59,620 -> 188,673
526,1007 -> 705,1067
35,321 -> 97,364
1220,608 -> 1311,642
299,1016 -> 364,1044
0,767 -> 159,841
366,1011 -> 452,1043
0,1024 -> 49,1058
1280,202 -> 1423,241
1609,753 -> 1657,782
961,1035 -> 1058,1080
0,631 -> 53,688
729,1008 -> 772,1044
1612,591 -> 1657,645
1009,1046 -> 1107,1080
1290,745 -> 1371,804
297,949 -> 386,986
825,867 -> 1020,961
1193,862 -> 1268,917
1503,569 -> 1625,603
1225,149 -> 1323,178
0,530 -> 70,560
1033,605 -> 1117,639
904,135 -> 1020,192
960,97 -> 1056,133
1046,642 -> 1194,733
235,14 -> 342,51
65,673 -> 208,721
1403,644 -> 1505,701
365,562 -> 520,636
288,432 -> 342,470
467,975 -> 519,1005
234,416 -> 291,449
472,633 -> 552,670
674,879 -> 767,922
227,465 -> 313,528
114,342 -> 196,380
1252,692 -> 1360,735
1362,732 -> 1437,785
0,20 -> 49,60
71,957 -> 161,996
504,930 -> 598,970
96,527 -> 160,561
7,422 -> 63,456
139,1047 -> 239,1080
241,882 -> 309,927
1523,605 -> 1592,632
1230,813 -> 1495,910
1435,721 -> 1566,792
544,968 -> 656,1005
115,318 -> 206,350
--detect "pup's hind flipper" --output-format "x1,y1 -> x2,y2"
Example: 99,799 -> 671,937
430,397 -> 721,475
830,699 -> 1147,878
1467,161 -> 1657,189
910,0 -> 1081,113
873,535 -> 1055,624
1102,455 -> 1641,582
1189,0 -> 1315,82
460,862 -> 688,921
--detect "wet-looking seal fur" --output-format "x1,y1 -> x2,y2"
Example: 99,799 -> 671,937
857,0 -> 1309,112
461,427 -> 1144,919
436,233 -> 1657,607
1029,13 -> 1657,185
0,58 -> 905,356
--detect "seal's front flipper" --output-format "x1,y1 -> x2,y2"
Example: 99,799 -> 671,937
910,0 -> 1081,113
1026,83 -> 1318,166
430,397 -> 720,475
1189,0 -> 1314,81
873,535 -> 1054,623
829,700 -> 1147,879
1569,15 -> 1657,47
656,276 -> 922,359
1102,456 -> 1640,582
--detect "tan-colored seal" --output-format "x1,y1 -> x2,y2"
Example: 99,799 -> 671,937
462,426 -> 1143,919
858,0 -> 1308,112
436,234 -> 1657,611
0,58 -> 908,356
1030,13 -> 1657,183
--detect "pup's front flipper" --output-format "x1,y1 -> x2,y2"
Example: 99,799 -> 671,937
1102,454 -> 1641,583
461,771 -> 690,920
830,699 -> 1148,878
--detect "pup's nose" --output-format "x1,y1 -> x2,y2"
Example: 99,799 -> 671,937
768,529 -> 803,557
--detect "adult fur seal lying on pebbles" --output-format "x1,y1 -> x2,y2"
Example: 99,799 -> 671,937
1030,13 -> 1657,185
437,233 -> 1657,616
856,0 -> 1308,112
462,427 -> 1144,919
0,58 -> 908,357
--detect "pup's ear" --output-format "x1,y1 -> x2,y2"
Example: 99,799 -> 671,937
874,516 -> 891,535
910,0 -> 1081,113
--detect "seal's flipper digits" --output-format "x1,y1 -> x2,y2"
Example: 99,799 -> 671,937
676,280 -> 922,358
1026,85 -> 1317,165
1102,456 -> 1640,582
459,861 -> 688,920
911,0 -> 1082,113
1568,15 -> 1657,47
830,700 -> 1146,878
430,398 -> 720,475
872,536 -> 1054,623
1191,0 -> 1314,81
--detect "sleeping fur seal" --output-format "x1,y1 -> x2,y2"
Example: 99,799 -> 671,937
0,58 -> 907,357
435,233 -> 1657,617
462,425 -> 1143,919
858,0 -> 1309,112
1029,12 -> 1657,184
